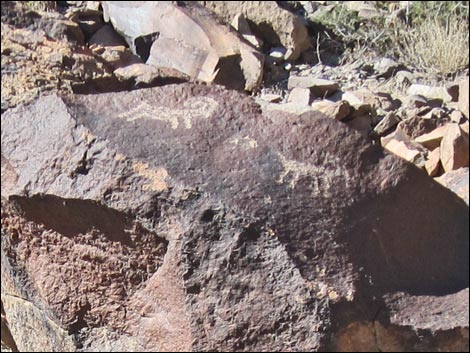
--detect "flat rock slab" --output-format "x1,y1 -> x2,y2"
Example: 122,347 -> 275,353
1,84 -> 469,352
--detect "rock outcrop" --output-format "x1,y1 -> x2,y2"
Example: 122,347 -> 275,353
1,84 -> 468,351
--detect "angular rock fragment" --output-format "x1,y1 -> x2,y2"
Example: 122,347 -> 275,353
102,1 -> 263,91
414,125 -> 448,150
1,85 -> 468,352
373,111 -> 401,137
198,1 -> 311,60
407,84 -> 457,103
311,100 -> 350,121
288,87 -> 312,106
440,124 -> 470,172
383,139 -> 423,163
288,76 -> 339,97
435,168 -> 470,205
231,13 -> 262,49
425,148 -> 441,177
458,78 -> 469,118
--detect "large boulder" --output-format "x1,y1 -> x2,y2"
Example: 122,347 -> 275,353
101,1 -> 264,91
1,84 -> 468,351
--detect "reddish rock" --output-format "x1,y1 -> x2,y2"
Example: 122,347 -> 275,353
397,115 -> 448,140
414,125 -> 448,150
1,85 -> 468,352
311,100 -> 350,121
383,139 -> 422,163
458,78 -> 469,118
440,124 -> 470,172
435,168 -> 469,205
425,148 -> 441,177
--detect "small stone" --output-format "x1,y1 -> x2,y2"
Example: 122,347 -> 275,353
440,124 -> 470,172
373,112 -> 401,137
373,58 -> 405,79
405,95 -> 429,109
407,84 -> 455,103
383,139 -> 423,163
114,63 -> 167,84
414,125 -> 448,150
342,90 -> 398,112
425,148 -> 441,177
287,76 -> 339,97
268,47 -> 287,61
311,100 -> 350,121
397,115 -> 447,139
423,107 -> 448,120
288,87 -> 312,106
262,102 -> 314,115
259,93 -> 282,103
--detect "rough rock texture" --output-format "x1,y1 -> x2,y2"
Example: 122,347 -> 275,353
102,1 -> 264,91
436,168 -> 470,205
1,84 -> 469,352
0,4 -> 112,112
459,78 -> 469,118
198,1 -> 311,60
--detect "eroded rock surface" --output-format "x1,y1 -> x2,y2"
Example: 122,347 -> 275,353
1,84 -> 469,352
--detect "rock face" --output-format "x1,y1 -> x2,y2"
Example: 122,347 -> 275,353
101,1 -> 264,91
1,84 -> 469,352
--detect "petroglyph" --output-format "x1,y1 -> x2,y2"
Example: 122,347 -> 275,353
118,97 -> 219,129
228,136 -> 258,149
276,153 -> 350,197
132,162 -> 169,192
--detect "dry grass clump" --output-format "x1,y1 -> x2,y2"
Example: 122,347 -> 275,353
396,17 -> 469,75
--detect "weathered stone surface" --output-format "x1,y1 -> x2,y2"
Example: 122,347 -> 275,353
414,125 -> 448,150
288,87 -> 312,106
1,8 -> 115,112
425,148 -> 441,177
440,124 -> 470,172
231,13 -> 262,49
102,1 -> 263,91
458,78 -> 469,118
436,168 -> 470,205
397,115 -> 448,140
373,112 -> 401,137
373,57 -> 406,79
198,1 -> 311,60
288,77 -> 339,97
407,84 -> 456,103
1,84 -> 468,352
88,23 -> 127,47
343,90 -> 399,112
311,100 -> 350,121
383,139 -> 423,164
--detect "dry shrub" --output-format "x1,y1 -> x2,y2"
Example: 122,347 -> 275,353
396,17 -> 469,75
